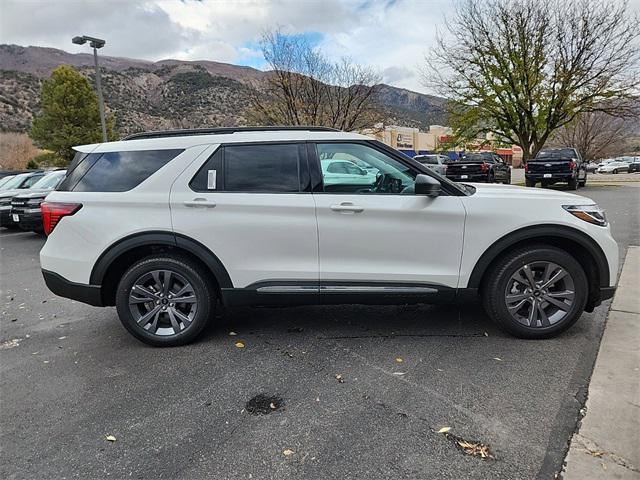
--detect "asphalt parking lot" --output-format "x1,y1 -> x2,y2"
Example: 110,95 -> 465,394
1,184 -> 638,480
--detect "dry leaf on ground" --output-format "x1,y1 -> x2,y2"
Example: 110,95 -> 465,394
235,341 -> 245,348
283,449 -> 294,456
438,427 -> 451,433
105,435 -> 116,442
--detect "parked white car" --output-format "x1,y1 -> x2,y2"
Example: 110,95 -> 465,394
597,161 -> 629,174
40,127 -> 618,346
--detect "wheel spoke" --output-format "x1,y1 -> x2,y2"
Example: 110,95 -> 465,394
506,292 -> 530,304
167,308 -> 182,334
528,299 -> 538,326
151,271 -> 163,292
547,290 -> 574,300
522,264 -> 536,288
147,310 -> 161,334
171,308 -> 192,328
130,285 -> 159,304
537,303 -> 550,327
543,295 -> 571,311
162,270 -> 172,296
541,268 -> 568,289
508,298 -> 529,313
172,294 -> 196,304
137,305 -> 162,326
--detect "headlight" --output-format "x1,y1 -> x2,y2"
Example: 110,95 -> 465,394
563,204 -> 607,226
27,198 -> 43,206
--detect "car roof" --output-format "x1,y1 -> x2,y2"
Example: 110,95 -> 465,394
74,129 -> 372,153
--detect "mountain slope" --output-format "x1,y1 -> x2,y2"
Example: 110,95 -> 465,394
0,44 -> 447,135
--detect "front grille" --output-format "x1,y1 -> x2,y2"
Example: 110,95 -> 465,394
447,164 -> 484,174
528,162 -> 571,173
11,199 -> 31,214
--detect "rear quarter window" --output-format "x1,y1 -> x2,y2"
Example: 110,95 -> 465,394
58,149 -> 183,192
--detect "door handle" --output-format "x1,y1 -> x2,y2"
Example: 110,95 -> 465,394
330,202 -> 364,213
184,198 -> 216,208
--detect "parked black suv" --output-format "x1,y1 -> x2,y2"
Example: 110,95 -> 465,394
445,152 -> 511,184
525,148 -> 587,190
0,171 -> 46,228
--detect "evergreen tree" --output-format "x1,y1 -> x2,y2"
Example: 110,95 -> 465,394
30,65 -> 113,163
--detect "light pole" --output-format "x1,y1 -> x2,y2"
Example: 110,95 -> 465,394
72,35 -> 107,142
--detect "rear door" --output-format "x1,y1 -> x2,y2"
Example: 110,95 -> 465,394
310,142 -> 466,297
170,143 -> 319,290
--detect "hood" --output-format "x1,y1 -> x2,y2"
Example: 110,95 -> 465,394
0,189 -> 27,199
466,182 -> 595,203
11,189 -> 52,200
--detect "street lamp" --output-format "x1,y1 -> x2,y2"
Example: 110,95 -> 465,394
72,35 -> 107,142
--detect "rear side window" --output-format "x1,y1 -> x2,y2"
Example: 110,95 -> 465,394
58,149 -> 183,192
224,144 -> 301,192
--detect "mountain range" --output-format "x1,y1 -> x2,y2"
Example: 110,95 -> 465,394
0,44 -> 448,136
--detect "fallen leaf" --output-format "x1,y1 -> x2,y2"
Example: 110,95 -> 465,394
483,332 -> 489,337
235,341 -> 245,348
589,450 -> 605,458
270,402 -> 277,409
392,372 -> 406,376
335,374 -> 344,383
105,435 -> 116,442
395,357 -> 403,363
229,331 -> 237,336
438,427 -> 451,433
283,449 -> 294,456
493,357 -> 502,361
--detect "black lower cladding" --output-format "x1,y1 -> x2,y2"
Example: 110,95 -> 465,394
221,280 -> 457,307
42,269 -> 103,307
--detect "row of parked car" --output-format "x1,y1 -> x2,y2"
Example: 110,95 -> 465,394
0,169 -> 67,233
587,157 -> 640,174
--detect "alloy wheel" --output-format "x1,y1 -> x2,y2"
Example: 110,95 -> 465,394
504,261 -> 575,328
128,269 -> 198,336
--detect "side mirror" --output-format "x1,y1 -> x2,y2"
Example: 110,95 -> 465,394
415,174 -> 441,197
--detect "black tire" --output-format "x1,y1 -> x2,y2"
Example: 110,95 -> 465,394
116,255 -> 216,347
525,179 -> 536,187
612,169 -> 618,174
568,177 -> 578,190
481,245 -> 588,339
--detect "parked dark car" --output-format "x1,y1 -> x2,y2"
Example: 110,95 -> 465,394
11,170 -> 67,232
0,171 -> 46,228
525,148 -> 587,190
628,158 -> 640,173
0,169 -> 31,180
445,152 -> 511,184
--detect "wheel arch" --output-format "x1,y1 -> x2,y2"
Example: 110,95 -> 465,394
467,224 -> 610,310
91,231 -> 233,306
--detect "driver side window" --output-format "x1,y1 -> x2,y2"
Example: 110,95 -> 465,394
316,143 -> 416,194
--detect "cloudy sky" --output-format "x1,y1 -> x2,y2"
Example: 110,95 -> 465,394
1,0 -> 638,93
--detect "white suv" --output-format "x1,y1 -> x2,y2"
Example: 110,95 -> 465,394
40,127 -> 618,346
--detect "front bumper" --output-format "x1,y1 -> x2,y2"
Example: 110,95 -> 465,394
0,207 -> 14,227
11,210 -> 43,231
42,269 -> 103,307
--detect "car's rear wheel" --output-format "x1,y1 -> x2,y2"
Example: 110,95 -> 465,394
482,246 -> 588,339
116,255 -> 215,347
568,177 -> 578,190
613,169 -> 618,174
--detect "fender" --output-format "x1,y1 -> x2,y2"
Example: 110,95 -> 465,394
467,224 -> 610,289
90,231 -> 233,288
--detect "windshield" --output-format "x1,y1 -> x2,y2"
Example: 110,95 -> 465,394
0,175 -> 16,189
0,173 -> 29,190
30,171 -> 66,190
536,149 -> 575,158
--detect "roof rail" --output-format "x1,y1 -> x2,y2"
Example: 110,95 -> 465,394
122,126 -> 340,141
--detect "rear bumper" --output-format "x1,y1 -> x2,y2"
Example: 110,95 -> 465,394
42,269 -> 103,307
525,173 -> 575,181
446,174 -> 488,182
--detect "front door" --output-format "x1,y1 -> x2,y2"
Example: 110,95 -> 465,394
310,142 -> 466,297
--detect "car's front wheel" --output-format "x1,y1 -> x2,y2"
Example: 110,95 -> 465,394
482,246 -> 588,339
116,255 -> 215,347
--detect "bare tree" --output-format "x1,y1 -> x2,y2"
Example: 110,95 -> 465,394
550,111 -> 632,160
424,0 -> 640,161
248,29 -> 382,130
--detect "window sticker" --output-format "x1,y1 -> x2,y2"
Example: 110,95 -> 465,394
207,170 -> 217,190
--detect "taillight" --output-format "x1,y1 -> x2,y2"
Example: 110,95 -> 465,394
41,202 -> 82,236
569,160 -> 577,170
524,163 -> 529,173
480,162 -> 489,172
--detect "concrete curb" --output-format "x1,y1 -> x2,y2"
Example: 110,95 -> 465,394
562,246 -> 640,479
